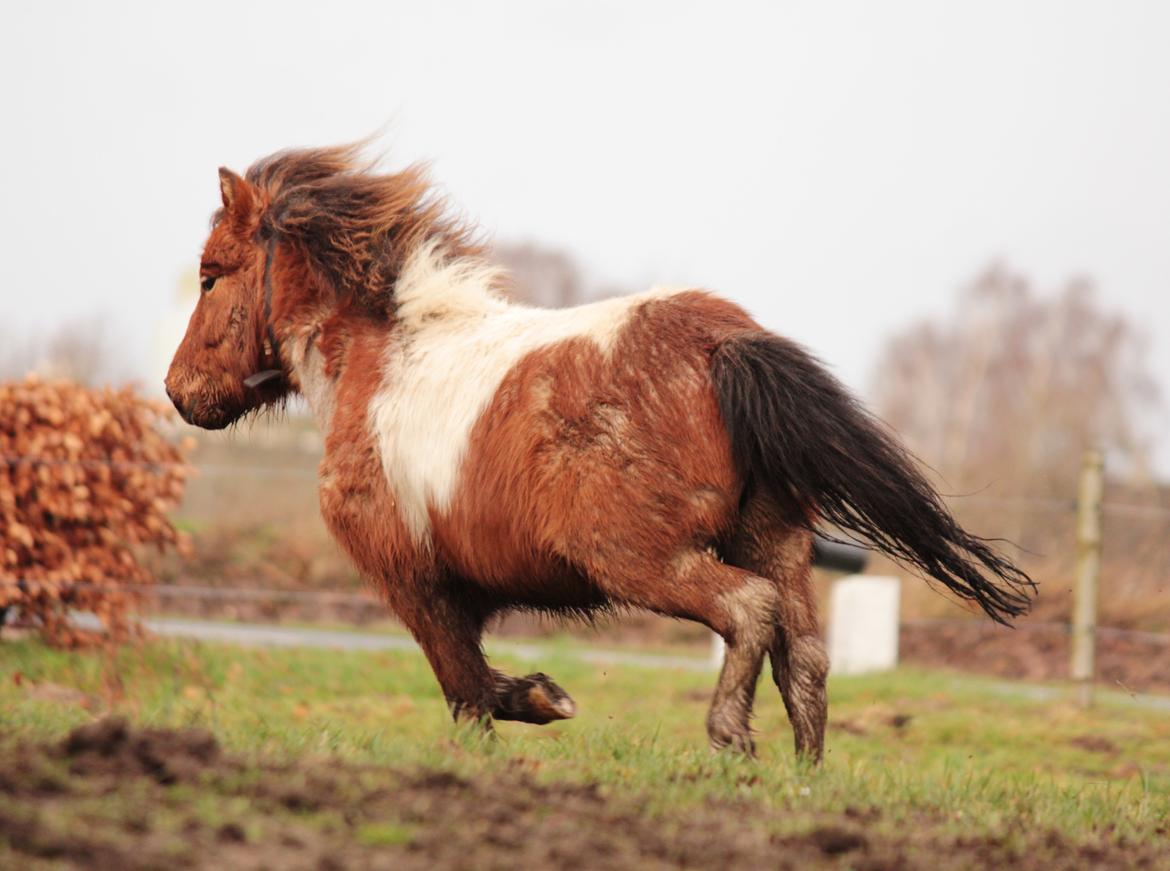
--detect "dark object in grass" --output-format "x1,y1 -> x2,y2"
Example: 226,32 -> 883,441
808,826 -> 869,856
811,534 -> 869,574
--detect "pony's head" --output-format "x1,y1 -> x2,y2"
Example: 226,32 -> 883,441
165,168 -> 286,428
166,144 -> 480,430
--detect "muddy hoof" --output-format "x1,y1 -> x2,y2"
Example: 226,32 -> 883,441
708,723 -> 757,757
495,673 -> 577,725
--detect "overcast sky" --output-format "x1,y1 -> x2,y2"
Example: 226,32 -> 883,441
3,1 -> 1168,471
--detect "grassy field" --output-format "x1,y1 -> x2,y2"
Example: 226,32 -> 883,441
2,633 -> 1169,869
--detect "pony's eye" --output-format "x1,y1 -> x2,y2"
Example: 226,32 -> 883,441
200,275 -> 218,293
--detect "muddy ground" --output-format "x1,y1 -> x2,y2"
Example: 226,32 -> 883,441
1,719 -> 1166,870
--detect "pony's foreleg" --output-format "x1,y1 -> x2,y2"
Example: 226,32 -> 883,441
395,585 -> 497,723
726,497 -> 827,762
394,584 -> 576,726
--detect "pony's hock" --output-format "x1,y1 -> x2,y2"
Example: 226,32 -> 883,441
166,143 -> 1035,761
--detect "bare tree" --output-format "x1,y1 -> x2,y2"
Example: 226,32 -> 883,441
492,242 -> 602,308
871,264 -> 1161,498
872,265 -> 1170,627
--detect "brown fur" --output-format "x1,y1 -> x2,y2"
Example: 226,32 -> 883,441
317,322 -> 576,723
436,292 -> 745,602
168,144 -> 1034,760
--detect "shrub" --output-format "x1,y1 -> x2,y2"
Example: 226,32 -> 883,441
0,376 -> 192,645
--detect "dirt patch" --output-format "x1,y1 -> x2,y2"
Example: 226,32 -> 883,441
61,716 -> 221,784
830,705 -> 915,738
0,719 -> 1166,870
1067,735 -> 1119,755
804,825 -> 868,855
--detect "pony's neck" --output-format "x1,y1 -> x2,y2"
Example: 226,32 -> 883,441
282,243 -> 504,433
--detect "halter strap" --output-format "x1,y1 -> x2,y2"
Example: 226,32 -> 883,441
242,236 -> 284,389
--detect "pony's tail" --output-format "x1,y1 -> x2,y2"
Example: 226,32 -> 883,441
710,331 -> 1035,625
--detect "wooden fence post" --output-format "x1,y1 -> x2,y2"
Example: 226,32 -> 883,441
1071,447 -> 1103,708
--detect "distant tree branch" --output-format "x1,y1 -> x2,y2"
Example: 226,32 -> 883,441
871,264 -> 1162,495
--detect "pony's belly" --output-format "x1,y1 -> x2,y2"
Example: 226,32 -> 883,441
485,572 -> 611,614
433,522 -> 600,604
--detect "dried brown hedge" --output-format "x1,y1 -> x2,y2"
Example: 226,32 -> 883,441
0,376 -> 193,646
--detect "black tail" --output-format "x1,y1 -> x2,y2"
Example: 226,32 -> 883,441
711,332 -> 1035,625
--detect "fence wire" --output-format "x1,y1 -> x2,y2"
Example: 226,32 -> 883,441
5,450 -> 1169,513
4,451 -> 1170,649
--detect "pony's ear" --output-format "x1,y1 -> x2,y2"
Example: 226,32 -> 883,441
218,167 -> 257,226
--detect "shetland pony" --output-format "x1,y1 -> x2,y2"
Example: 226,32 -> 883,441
166,145 -> 1034,760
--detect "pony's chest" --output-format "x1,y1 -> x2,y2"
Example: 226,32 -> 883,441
366,324 -> 533,542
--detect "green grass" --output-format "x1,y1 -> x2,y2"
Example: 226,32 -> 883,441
2,633 -> 1168,843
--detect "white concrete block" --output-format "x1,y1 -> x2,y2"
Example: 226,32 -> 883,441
828,575 -> 901,675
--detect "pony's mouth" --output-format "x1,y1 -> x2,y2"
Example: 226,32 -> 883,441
165,367 -> 289,430
166,380 -> 247,431
175,398 -> 245,430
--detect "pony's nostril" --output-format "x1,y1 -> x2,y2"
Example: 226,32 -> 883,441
164,383 -> 194,422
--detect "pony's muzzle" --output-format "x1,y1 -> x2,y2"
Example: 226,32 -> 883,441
164,387 -> 195,428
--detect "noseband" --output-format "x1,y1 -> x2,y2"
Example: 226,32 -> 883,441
242,237 -> 284,390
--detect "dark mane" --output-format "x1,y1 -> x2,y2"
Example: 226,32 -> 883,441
247,144 -> 483,314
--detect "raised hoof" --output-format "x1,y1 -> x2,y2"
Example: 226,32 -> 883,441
495,672 -> 577,725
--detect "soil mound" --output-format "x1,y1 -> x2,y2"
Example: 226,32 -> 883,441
61,716 -> 219,784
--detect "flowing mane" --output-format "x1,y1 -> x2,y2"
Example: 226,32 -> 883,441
246,144 -> 484,314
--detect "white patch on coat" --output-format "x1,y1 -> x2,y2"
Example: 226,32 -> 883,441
369,243 -> 684,544
288,334 -> 336,433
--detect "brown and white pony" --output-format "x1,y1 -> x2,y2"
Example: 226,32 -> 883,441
166,144 -> 1034,760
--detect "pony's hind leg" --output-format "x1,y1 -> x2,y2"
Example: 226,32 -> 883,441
707,567 -> 781,755
726,496 -> 828,762
595,551 -> 780,755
